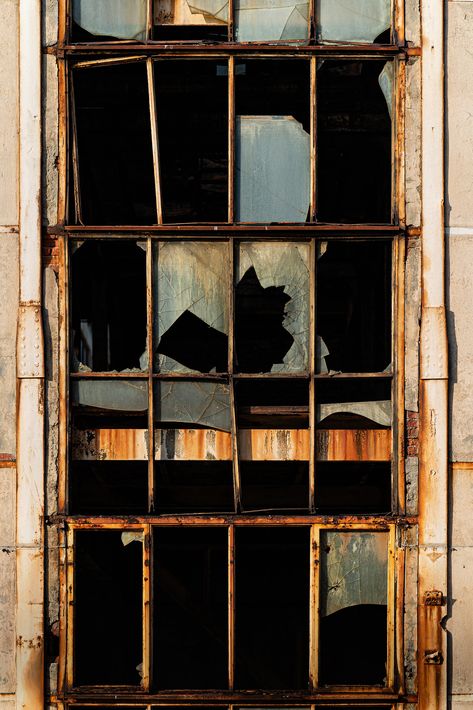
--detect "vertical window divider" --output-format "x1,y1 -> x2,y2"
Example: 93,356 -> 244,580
393,236 -> 405,514
309,523 -> 320,690
395,56 -> 406,228
228,0 -> 235,42
310,57 -> 317,222
309,238 -> 316,512
65,526 -> 75,690
147,237 -> 156,512
228,56 -> 235,223
395,525 -> 406,694
230,240 -> 242,511
387,523 -> 397,690
143,523 -> 152,691
147,59 -> 164,225
70,73 -> 83,225
228,525 -> 236,690
393,0 -> 404,45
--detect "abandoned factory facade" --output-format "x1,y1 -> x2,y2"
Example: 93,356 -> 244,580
2,0 -> 473,708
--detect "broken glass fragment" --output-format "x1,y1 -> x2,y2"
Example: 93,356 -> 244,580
155,242 -> 228,373
378,61 -> 394,119
236,243 -> 309,372
317,400 -> 391,427
236,116 -> 310,223
72,0 -> 148,40
72,380 -> 148,412
317,0 -> 391,43
155,381 -> 231,431
154,0 -> 228,24
235,0 -> 309,41
319,530 -> 388,684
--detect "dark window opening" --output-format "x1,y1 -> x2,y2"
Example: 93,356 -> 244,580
155,461 -> 235,512
235,527 -> 310,689
74,530 -> 143,686
153,527 -> 229,689
155,61 -> 228,223
315,462 -> 391,513
70,240 -> 147,372
72,62 -> 156,225
236,379 -> 309,428
240,462 -> 309,512
317,60 -> 392,223
69,461 -> 148,514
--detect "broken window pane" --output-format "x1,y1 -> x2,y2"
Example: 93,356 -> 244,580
317,0 -> 391,44
316,241 -> 392,372
319,531 -> 388,685
71,240 -> 147,372
72,379 -> 149,419
154,381 -> 231,431
153,527 -> 228,688
315,462 -> 391,513
75,530 -> 143,686
236,379 -> 309,428
71,0 -> 148,41
236,243 -> 310,372
154,242 -> 228,373
155,61 -> 228,223
69,461 -> 148,514
73,62 -> 156,225
235,61 -> 310,223
240,462 -> 309,511
235,527 -> 310,688
235,0 -> 309,42
317,60 -> 392,223
153,0 -> 228,40
155,461 -> 234,512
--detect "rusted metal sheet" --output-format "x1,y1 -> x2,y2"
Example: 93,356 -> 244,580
72,428 -> 149,460
156,428 -> 232,460
239,428 -> 309,460
316,428 -> 391,461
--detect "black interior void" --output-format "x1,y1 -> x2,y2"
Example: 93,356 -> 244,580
75,531 -> 143,686
240,462 -> 309,512
71,241 -> 147,372
316,241 -> 391,372
235,527 -> 310,689
72,62 -> 156,225
315,462 -> 391,513
235,267 -> 294,372
236,379 -> 309,428
153,21 -> 228,41
155,461 -> 235,512
69,461 -> 148,514
155,60 -> 228,223
317,60 -> 392,223
153,527 -> 228,689
157,310 -> 228,373
319,604 -> 388,685
236,59 -> 310,134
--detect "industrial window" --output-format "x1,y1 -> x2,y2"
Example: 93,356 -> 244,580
58,0 -> 408,707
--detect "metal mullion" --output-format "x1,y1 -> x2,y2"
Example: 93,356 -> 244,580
387,524 -> 396,690
73,56 -> 148,70
228,56 -> 235,223
148,0 -> 154,40
228,525 -> 235,690
229,241 -> 241,512
310,524 -> 320,690
65,527 -> 75,690
393,236 -> 405,514
394,57 -> 406,228
309,238 -> 316,512
393,0 -> 405,46
395,526 -> 406,695
310,57 -> 317,222
228,0 -> 235,43
147,58 -> 164,224
65,224 -> 402,234
147,237 -> 156,512
143,523 -> 152,691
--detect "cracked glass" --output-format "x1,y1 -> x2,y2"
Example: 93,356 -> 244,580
154,381 -> 231,431
235,0 -> 309,42
317,0 -> 391,43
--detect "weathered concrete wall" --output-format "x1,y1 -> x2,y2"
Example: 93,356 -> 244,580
446,1 -> 473,706
0,0 -> 19,704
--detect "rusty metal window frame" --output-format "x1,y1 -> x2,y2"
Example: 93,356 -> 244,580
63,520 -> 397,699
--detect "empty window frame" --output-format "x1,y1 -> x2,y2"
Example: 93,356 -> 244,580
67,236 -> 399,516
66,523 -> 395,692
69,57 -> 396,226
69,0 -> 397,43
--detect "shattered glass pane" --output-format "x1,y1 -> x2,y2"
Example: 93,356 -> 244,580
317,0 -> 391,43
318,400 -> 391,427
378,61 -> 394,119
236,117 -> 310,223
154,242 -> 228,373
155,0 -> 228,24
235,0 -> 309,41
72,0 -> 148,40
236,243 -> 310,372
319,530 -> 388,685
72,380 -> 148,412
154,381 -> 231,431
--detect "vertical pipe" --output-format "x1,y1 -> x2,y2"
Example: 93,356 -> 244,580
418,0 -> 448,706
17,1 -> 44,709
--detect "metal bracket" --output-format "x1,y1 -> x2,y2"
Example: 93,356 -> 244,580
17,303 -> 44,378
424,590 -> 444,606
424,649 -> 444,665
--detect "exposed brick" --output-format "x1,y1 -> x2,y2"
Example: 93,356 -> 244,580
405,410 -> 419,457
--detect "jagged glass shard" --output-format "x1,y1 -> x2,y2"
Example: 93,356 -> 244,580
235,0 -> 309,41
155,381 -> 231,431
73,0 -> 147,40
236,116 -> 310,223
